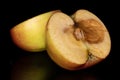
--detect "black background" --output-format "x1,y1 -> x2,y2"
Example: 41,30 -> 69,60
0,0 -> 118,80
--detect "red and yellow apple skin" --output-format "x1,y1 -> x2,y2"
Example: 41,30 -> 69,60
10,11 -> 57,52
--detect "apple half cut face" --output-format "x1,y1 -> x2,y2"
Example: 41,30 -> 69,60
46,9 -> 111,70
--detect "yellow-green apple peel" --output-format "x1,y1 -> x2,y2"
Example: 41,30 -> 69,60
10,11 -> 57,52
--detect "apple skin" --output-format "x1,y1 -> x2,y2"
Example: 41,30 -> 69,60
10,11 -> 57,52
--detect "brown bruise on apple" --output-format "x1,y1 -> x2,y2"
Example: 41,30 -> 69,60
46,10 -> 111,70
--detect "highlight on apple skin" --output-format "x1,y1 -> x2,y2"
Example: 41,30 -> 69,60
10,10 -> 58,52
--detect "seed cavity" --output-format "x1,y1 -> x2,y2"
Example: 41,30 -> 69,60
74,19 -> 105,43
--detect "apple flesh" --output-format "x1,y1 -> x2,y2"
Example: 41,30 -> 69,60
46,12 -> 88,70
46,10 -> 111,70
10,10 -> 57,52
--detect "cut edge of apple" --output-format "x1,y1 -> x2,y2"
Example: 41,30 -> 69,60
46,9 -> 111,70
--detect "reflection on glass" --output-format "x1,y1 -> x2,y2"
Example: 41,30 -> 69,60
10,53 -> 103,80
11,53 -> 54,80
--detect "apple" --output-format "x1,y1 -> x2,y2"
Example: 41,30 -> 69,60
10,10 -> 58,52
46,9 -> 111,70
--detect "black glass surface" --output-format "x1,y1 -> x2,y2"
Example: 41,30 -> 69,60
0,0 -> 117,80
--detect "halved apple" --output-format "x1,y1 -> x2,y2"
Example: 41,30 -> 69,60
10,10 -> 58,52
46,9 -> 111,70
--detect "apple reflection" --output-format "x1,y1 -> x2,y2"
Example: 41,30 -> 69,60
10,52 -> 101,80
11,53 -> 54,80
